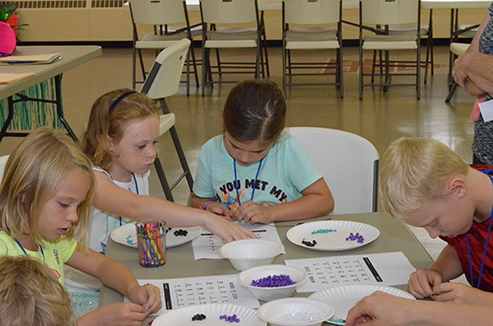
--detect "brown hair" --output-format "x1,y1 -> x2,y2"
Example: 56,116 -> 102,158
0,255 -> 77,326
81,88 -> 159,171
223,79 -> 286,145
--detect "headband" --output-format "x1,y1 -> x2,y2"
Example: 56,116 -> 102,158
108,91 -> 137,114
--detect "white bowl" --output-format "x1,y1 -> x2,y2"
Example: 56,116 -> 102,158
218,239 -> 284,271
237,264 -> 307,301
257,298 -> 334,326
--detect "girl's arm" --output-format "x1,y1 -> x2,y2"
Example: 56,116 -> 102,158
233,178 -> 334,224
67,247 -> 161,326
93,171 -> 255,242
190,192 -> 230,218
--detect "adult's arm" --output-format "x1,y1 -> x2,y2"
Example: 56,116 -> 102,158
453,12 -> 492,95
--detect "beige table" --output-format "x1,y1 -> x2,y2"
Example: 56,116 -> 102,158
100,212 -> 434,323
0,45 -> 102,142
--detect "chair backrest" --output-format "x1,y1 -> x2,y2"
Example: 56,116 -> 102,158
200,0 -> 258,25
140,38 -> 191,100
360,0 -> 420,26
283,0 -> 341,25
288,127 -> 379,214
129,0 -> 186,26
0,155 -> 9,182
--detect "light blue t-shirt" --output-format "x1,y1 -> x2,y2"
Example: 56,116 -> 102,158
193,134 -> 323,207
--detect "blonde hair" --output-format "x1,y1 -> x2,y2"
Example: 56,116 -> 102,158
379,137 -> 470,221
0,255 -> 77,326
81,88 -> 159,171
0,127 -> 95,247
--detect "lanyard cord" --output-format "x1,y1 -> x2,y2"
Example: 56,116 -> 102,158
14,238 -> 45,263
109,173 -> 139,226
234,159 -> 263,206
467,170 -> 493,289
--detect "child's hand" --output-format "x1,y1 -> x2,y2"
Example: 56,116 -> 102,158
127,283 -> 162,315
205,202 -> 232,220
434,282 -> 493,305
408,268 -> 443,299
80,303 -> 147,326
232,201 -> 272,224
203,213 -> 257,242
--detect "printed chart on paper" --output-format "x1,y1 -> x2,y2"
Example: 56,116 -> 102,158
126,275 -> 259,316
285,251 -> 417,293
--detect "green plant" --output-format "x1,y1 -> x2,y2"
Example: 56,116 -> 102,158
0,3 -> 28,41
0,3 -> 16,22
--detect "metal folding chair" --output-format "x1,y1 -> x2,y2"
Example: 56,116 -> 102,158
140,38 -> 194,202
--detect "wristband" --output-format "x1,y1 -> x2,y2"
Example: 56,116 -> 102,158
201,201 -> 215,211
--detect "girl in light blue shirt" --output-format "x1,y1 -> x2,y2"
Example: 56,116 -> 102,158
191,80 -> 334,224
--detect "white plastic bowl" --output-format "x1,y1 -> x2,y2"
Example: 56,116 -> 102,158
218,239 -> 284,271
237,264 -> 307,301
257,298 -> 334,326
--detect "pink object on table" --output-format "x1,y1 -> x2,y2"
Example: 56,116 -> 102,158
0,21 -> 16,56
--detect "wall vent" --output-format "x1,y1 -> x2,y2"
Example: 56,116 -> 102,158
0,0 -> 125,9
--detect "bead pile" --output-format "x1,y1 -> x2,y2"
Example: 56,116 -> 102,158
311,228 -> 336,235
273,309 -> 326,324
301,238 -> 317,247
250,274 -> 296,287
220,314 -> 240,323
191,313 -> 206,321
173,229 -> 188,237
346,232 -> 364,244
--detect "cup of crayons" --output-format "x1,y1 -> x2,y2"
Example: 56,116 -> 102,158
136,220 -> 166,267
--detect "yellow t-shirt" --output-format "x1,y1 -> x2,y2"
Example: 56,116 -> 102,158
0,230 -> 77,285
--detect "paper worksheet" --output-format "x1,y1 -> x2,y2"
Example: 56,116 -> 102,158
192,222 -> 284,260
285,251 -> 417,293
125,274 -> 259,316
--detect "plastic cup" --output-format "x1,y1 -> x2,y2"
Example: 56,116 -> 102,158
136,220 -> 166,267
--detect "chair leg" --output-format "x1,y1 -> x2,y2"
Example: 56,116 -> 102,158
138,49 -> 146,86
190,43 -> 200,89
359,47 -> 363,100
202,45 -> 208,96
282,42 -> 287,95
445,82 -> 459,103
158,98 -> 194,196
132,46 -> 137,90
154,156 -> 175,202
169,126 -> 194,191
186,46 -> 191,96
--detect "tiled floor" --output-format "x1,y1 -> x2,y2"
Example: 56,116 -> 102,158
0,45 -> 476,284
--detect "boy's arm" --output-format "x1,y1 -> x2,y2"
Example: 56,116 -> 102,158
408,244 -> 463,299
428,244 -> 464,281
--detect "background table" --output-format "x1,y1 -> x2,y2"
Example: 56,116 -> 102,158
0,45 -> 102,142
100,212 -> 434,323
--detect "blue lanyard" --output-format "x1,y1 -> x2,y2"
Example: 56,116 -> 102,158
15,238 -> 45,263
233,159 -> 263,206
467,170 -> 493,289
109,173 -> 139,226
